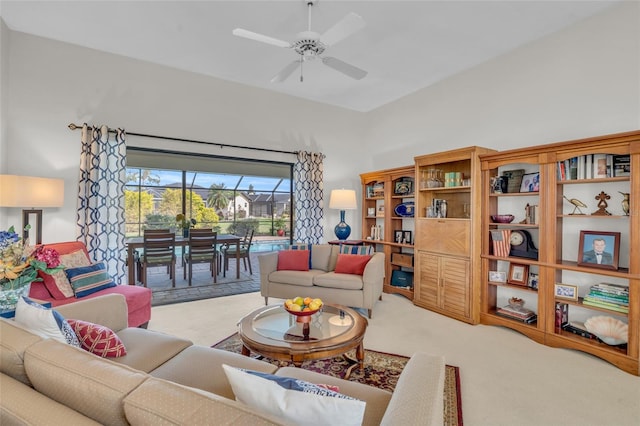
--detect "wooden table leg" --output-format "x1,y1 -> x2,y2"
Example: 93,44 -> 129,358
127,245 -> 135,285
356,342 -> 365,372
241,345 -> 250,357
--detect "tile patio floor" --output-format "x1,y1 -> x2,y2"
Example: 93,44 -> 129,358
140,250 -> 268,306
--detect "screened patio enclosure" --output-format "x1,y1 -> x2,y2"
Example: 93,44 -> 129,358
125,149 -> 294,240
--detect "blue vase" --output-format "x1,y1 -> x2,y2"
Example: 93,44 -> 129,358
334,210 -> 351,240
0,282 -> 32,315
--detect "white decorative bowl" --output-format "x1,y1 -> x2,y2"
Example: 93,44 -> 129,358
584,316 -> 628,345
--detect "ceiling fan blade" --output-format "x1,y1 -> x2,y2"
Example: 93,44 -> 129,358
232,28 -> 291,48
271,60 -> 302,83
322,57 -> 367,80
320,12 -> 365,46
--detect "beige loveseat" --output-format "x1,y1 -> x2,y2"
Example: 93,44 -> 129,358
0,294 -> 445,425
259,244 -> 385,318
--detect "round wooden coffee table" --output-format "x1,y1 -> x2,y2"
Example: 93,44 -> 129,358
237,304 -> 368,377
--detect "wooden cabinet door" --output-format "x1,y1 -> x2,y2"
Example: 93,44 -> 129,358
441,256 -> 470,318
415,251 -> 440,308
415,251 -> 471,319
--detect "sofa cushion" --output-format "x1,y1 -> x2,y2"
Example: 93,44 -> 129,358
112,327 -> 192,372
48,249 -> 92,298
14,297 -> 80,347
24,339 -> 148,426
223,365 -> 366,426
313,272 -> 365,290
0,373 -> 101,425
150,346 -> 278,400
334,254 -> 372,275
67,319 -> 127,358
268,269 -> 326,287
123,377 -> 283,425
0,319 -> 43,386
277,250 -> 310,271
65,261 -> 117,298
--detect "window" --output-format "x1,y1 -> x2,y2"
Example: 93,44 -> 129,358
125,148 -> 293,238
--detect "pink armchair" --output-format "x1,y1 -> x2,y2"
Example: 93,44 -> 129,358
29,241 -> 152,328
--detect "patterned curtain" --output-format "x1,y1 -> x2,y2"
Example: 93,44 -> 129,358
76,124 -> 127,284
293,151 -> 325,244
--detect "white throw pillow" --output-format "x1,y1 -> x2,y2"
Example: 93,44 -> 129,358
14,296 -> 80,347
222,364 -> 366,426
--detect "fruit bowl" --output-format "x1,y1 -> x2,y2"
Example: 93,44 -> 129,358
283,297 -> 323,322
491,214 -> 515,223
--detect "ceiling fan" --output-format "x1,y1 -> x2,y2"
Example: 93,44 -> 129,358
232,0 -> 367,83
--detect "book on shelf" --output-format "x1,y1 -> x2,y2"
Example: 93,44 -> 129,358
592,282 -> 629,294
496,310 -> 537,324
592,153 -> 609,178
497,305 -> 536,321
557,153 -> 626,180
562,322 -> 599,341
582,299 -> 629,314
555,302 -> 569,333
613,154 -> 630,177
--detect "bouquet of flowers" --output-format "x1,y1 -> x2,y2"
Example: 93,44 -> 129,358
0,226 -> 64,310
175,214 -> 196,230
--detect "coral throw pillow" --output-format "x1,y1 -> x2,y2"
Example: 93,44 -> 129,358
334,254 -> 371,275
67,319 -> 127,358
277,250 -> 310,271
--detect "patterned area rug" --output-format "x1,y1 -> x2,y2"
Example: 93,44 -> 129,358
213,333 -> 463,425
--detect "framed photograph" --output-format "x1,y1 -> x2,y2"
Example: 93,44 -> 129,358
555,283 -> 578,301
394,230 -> 404,243
528,272 -> 539,290
577,230 -> 620,270
376,204 -> 385,217
402,230 -> 412,245
519,172 -> 540,193
507,263 -> 529,286
489,271 -> 507,283
367,207 -> 376,217
394,178 -> 413,195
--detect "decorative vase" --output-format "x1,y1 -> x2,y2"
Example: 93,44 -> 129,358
0,281 -> 32,314
334,210 -> 351,240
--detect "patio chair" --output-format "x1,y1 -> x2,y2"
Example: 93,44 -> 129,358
136,229 -> 171,283
140,231 -> 176,287
183,230 -> 219,285
222,229 -> 254,277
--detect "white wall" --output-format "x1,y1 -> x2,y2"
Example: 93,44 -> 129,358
0,19 -> 8,172
1,2 -> 638,243
365,2 -> 640,169
2,29 -> 366,242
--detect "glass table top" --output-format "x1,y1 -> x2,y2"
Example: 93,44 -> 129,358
251,304 -> 356,343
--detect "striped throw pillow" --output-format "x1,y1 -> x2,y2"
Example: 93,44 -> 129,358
64,262 -> 116,298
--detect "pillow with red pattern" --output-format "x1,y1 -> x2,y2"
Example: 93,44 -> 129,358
277,250 -> 310,271
334,254 -> 372,275
67,319 -> 127,358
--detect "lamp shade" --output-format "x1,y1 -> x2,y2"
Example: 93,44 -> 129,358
329,189 -> 357,210
0,175 -> 64,207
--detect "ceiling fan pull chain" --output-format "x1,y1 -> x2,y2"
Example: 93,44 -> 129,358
300,60 -> 304,82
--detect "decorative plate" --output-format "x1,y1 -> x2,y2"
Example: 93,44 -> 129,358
394,202 -> 415,217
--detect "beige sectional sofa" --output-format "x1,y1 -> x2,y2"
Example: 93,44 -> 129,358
259,244 -> 385,318
0,294 -> 445,425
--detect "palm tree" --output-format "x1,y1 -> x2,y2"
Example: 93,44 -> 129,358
207,183 -> 233,216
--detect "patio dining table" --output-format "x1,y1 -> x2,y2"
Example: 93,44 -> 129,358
125,234 -> 242,285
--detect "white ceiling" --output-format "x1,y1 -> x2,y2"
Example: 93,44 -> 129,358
1,1 -> 619,112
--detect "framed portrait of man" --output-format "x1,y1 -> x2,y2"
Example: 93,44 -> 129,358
577,230 -> 620,270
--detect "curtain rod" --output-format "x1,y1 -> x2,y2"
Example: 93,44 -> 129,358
68,123 -> 297,156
